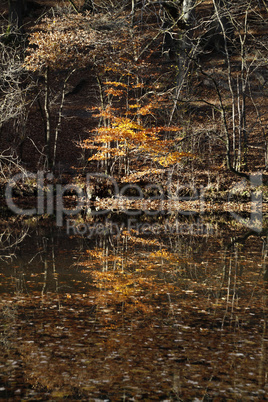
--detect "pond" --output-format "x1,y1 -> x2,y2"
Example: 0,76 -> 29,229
0,210 -> 267,400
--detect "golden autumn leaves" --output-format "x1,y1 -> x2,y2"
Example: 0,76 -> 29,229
82,91 -> 193,173
24,10 -> 194,176
83,112 -> 190,168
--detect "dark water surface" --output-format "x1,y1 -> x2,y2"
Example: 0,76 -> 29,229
0,213 -> 267,400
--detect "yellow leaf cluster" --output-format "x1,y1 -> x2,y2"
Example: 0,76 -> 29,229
104,88 -> 125,96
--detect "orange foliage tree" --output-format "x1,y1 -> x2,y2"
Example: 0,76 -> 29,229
24,5 -> 192,176
78,25 -> 192,181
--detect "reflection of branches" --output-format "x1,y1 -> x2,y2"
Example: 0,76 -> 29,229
227,227 -> 268,290
0,225 -> 29,261
228,227 -> 268,249
0,148 -> 27,180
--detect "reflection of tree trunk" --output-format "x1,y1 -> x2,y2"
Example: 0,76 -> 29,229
41,234 -> 59,296
228,229 -> 268,281
259,319 -> 267,386
15,260 -> 28,293
263,237 -> 268,282
41,256 -> 48,296
266,142 -> 268,170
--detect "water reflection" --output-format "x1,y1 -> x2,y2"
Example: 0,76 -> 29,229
0,214 -> 267,400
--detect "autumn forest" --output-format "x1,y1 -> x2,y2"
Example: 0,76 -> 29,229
0,0 -> 268,400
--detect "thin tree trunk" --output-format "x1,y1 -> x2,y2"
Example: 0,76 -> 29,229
53,70 -> 75,170
169,0 -> 195,124
44,66 -> 52,168
178,0 -> 195,84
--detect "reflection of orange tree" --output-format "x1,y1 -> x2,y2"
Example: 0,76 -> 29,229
77,234 -> 186,327
5,231 -> 268,399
